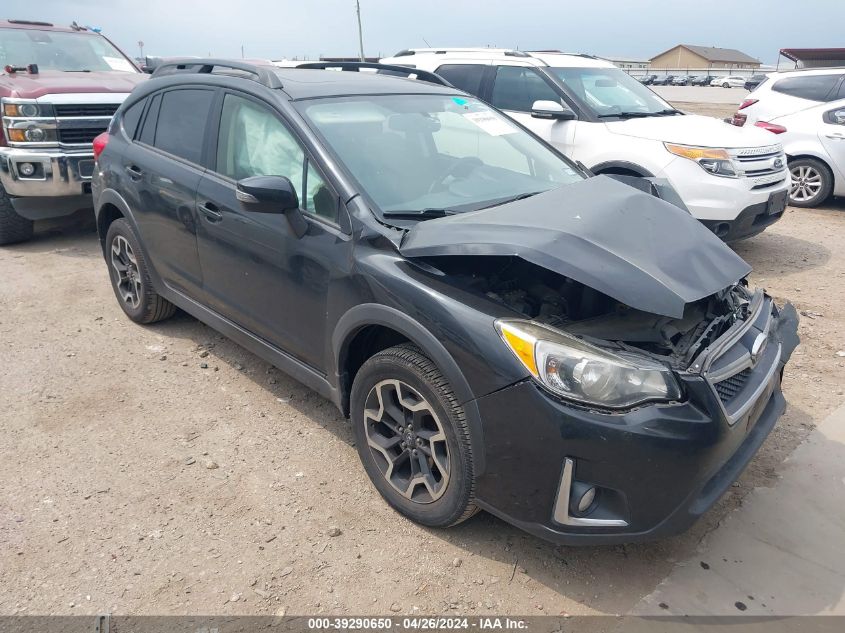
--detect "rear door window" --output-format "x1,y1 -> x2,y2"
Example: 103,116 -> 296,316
152,89 -> 215,164
490,66 -> 560,112
771,74 -> 842,102
434,64 -> 486,97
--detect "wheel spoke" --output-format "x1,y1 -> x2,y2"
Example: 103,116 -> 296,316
362,378 -> 452,504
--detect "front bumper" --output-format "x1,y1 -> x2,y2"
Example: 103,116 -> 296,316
471,299 -> 799,545
0,147 -> 95,219
658,156 -> 789,224
700,196 -> 787,242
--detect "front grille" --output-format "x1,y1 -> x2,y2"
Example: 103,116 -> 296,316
58,125 -> 108,145
714,368 -> 752,404
54,103 -> 119,117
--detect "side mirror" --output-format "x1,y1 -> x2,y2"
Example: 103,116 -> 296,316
237,175 -> 307,237
531,100 -> 576,121
828,109 -> 845,125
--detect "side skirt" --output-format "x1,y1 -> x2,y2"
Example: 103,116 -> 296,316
160,285 -> 342,411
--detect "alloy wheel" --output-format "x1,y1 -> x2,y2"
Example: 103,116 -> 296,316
363,379 -> 450,503
790,165 -> 823,203
110,235 -> 142,309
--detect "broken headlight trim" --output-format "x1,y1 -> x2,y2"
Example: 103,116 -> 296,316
664,143 -> 738,178
495,319 -> 683,409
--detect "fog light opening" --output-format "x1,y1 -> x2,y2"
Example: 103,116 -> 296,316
18,162 -> 36,177
577,486 -> 597,514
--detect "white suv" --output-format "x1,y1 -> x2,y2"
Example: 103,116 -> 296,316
731,68 -> 845,207
381,48 -> 790,241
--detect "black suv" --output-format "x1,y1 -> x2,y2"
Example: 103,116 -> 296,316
92,59 -> 798,544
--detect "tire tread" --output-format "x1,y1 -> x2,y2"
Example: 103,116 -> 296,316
0,185 -> 34,245
356,343 -> 479,527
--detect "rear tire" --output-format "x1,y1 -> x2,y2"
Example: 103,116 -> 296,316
350,344 -> 478,528
105,218 -> 176,324
788,157 -> 834,208
0,185 -> 34,245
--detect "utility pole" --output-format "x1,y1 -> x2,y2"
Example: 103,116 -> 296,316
137,40 -> 144,59
355,0 -> 365,61
241,45 -> 245,59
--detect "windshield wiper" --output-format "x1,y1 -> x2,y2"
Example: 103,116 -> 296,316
598,108 -> 682,119
475,191 -> 543,210
65,69 -> 92,73
382,208 -> 452,219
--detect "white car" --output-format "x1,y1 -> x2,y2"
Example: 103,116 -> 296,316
381,48 -> 790,241
711,76 -> 747,89
731,68 -> 845,207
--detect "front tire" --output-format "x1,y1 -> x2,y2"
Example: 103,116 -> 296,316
350,344 -> 478,528
105,218 -> 176,324
788,158 -> 833,208
0,185 -> 34,245
722,82 -> 730,88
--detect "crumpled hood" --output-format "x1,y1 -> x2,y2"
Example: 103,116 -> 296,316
0,70 -> 146,99
606,113 -> 777,147
399,176 -> 751,319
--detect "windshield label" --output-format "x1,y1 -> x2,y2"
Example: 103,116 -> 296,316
463,111 -> 517,136
103,56 -> 134,72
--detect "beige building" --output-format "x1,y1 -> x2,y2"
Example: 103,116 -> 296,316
650,45 -> 761,70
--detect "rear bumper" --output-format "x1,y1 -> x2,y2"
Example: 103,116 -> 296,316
470,300 -> 798,545
0,147 -> 95,219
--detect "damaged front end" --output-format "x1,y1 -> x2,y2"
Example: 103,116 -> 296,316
399,176 -> 798,413
414,254 -> 798,413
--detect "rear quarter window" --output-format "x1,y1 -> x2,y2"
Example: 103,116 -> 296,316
772,74 -> 842,102
434,64 -> 486,97
121,99 -> 145,139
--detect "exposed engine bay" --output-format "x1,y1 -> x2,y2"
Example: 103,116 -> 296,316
425,256 -> 753,369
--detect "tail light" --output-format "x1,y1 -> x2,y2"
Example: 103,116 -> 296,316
731,112 -> 747,127
92,132 -> 110,159
754,121 -> 787,134
738,99 -> 758,110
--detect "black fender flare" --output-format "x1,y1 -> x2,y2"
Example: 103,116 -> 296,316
590,161 -> 654,177
95,188 -> 166,290
332,303 -> 486,474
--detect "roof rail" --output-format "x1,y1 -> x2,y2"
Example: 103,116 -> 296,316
7,19 -> 54,26
151,58 -> 283,89
295,61 -> 453,87
390,47 -> 529,57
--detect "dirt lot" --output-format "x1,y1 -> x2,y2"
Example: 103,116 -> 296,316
2,102 -> 844,616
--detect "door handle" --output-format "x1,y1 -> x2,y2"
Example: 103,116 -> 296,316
197,201 -> 223,222
825,133 -> 845,140
125,165 -> 143,180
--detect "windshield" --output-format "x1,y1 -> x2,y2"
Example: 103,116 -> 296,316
548,67 -> 675,118
298,94 -> 582,217
0,28 -> 136,72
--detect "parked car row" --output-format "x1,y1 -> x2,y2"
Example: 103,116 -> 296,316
639,74 -> 740,87
1,26 -> 802,547
731,67 -> 845,207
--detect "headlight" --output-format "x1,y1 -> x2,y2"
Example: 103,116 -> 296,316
496,320 -> 683,409
665,143 -> 738,178
3,101 -> 50,118
7,126 -> 56,143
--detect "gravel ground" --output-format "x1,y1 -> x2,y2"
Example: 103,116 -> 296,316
2,103 -> 843,617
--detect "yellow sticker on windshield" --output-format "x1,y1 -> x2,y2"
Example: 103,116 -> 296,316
463,111 -> 517,136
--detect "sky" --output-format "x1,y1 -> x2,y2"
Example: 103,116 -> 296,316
29,0 -> 845,65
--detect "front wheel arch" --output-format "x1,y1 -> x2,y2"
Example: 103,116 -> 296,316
332,304 -> 486,474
